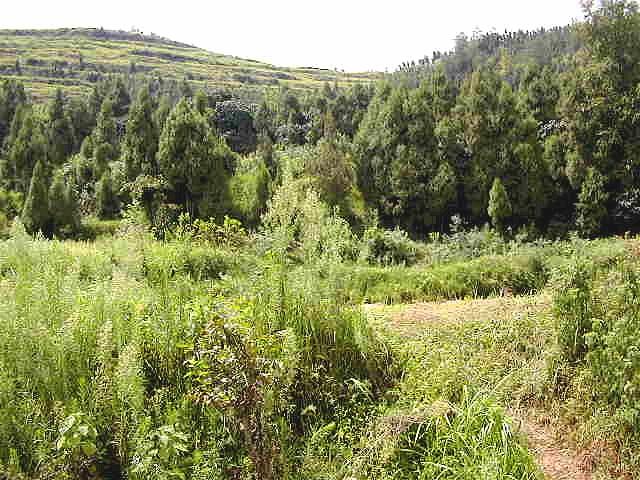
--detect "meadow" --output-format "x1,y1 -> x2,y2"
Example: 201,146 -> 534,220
0,29 -> 381,100
2,5 -> 640,477
1,209 -> 638,480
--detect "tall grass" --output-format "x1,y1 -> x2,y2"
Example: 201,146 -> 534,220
1,207 -> 632,478
0,228 -> 222,477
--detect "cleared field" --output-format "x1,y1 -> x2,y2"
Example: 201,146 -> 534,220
0,28 -> 382,100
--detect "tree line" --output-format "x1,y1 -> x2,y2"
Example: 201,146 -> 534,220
0,0 -> 638,239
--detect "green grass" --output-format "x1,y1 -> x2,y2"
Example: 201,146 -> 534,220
0,28 -> 382,100
0,218 -> 635,479
345,294 -> 551,479
0,227 -> 396,479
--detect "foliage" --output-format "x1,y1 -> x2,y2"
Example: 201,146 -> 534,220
229,155 -> 271,228
49,169 -> 81,237
96,171 -> 121,219
360,225 -> 420,266
130,423 -> 190,480
345,253 -> 547,304
55,412 -> 99,478
488,177 -> 513,235
188,304 -> 296,480
21,159 -> 50,236
122,86 -> 158,181
551,250 -> 640,469
157,98 -> 233,219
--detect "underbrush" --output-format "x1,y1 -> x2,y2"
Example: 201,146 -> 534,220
0,225 -> 396,479
0,199 -> 635,479
349,296 -> 551,479
548,247 -> 640,472
344,253 -> 548,304
341,235 -> 629,305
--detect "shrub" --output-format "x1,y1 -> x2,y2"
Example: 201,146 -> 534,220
55,412 -> 99,478
171,214 -> 247,248
345,253 -> 548,304
188,302 -> 298,480
0,188 -> 23,220
422,225 -> 507,264
142,242 -> 232,284
79,216 -> 122,240
553,261 -> 596,364
551,255 -> 640,467
261,176 -> 357,263
360,226 -> 420,266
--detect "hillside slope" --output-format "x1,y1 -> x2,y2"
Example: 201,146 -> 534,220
0,28 -> 381,100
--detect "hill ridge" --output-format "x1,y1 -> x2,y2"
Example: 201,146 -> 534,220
0,28 -> 381,101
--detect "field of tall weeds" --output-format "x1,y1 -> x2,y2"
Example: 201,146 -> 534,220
0,213 -> 636,479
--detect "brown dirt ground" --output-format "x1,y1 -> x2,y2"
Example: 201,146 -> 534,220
509,408 -> 595,480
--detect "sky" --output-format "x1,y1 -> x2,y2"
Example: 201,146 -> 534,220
3,0 -> 586,72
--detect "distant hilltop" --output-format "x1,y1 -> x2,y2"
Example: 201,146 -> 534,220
0,28 -> 196,49
0,28 -> 381,101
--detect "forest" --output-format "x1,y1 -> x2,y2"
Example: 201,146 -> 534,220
2,1 -> 640,479
0,3 -> 637,240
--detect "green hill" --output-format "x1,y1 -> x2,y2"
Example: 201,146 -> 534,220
0,28 -> 382,100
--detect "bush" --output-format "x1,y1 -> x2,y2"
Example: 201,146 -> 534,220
345,253 -> 548,304
79,216 -> 122,240
551,254 -> 640,468
553,261 -> 596,364
360,226 -> 421,266
422,225 -> 507,264
0,188 -> 23,220
142,242 -> 232,284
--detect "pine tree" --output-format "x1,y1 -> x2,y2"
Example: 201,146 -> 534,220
194,89 -> 209,116
96,171 -> 120,219
576,168 -> 608,238
65,178 -> 81,232
488,177 -> 512,235
46,89 -> 75,166
0,79 -> 26,147
455,68 -> 547,226
49,170 -> 80,236
6,110 -> 48,194
157,98 -> 232,219
154,95 -> 172,133
21,160 -> 51,235
108,77 -> 131,117
122,86 -> 158,180
93,99 -> 118,150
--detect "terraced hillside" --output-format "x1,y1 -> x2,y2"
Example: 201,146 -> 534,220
0,28 -> 382,100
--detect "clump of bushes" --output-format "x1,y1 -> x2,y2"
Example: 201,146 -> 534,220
142,242 -> 233,284
360,225 -> 422,266
345,253 -> 548,304
552,254 -> 640,468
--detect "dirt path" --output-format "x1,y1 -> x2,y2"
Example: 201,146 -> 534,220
510,408 -> 595,480
367,295 -> 606,480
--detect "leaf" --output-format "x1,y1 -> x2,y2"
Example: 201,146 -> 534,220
81,442 -> 97,456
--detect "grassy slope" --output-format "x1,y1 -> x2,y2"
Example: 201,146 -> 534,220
0,28 -> 382,100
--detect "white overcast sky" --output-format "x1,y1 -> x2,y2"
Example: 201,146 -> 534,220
3,1 -> 585,72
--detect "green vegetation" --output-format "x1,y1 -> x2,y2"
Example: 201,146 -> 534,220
3,1 -> 640,478
0,28 -> 380,101
2,208 -> 637,479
